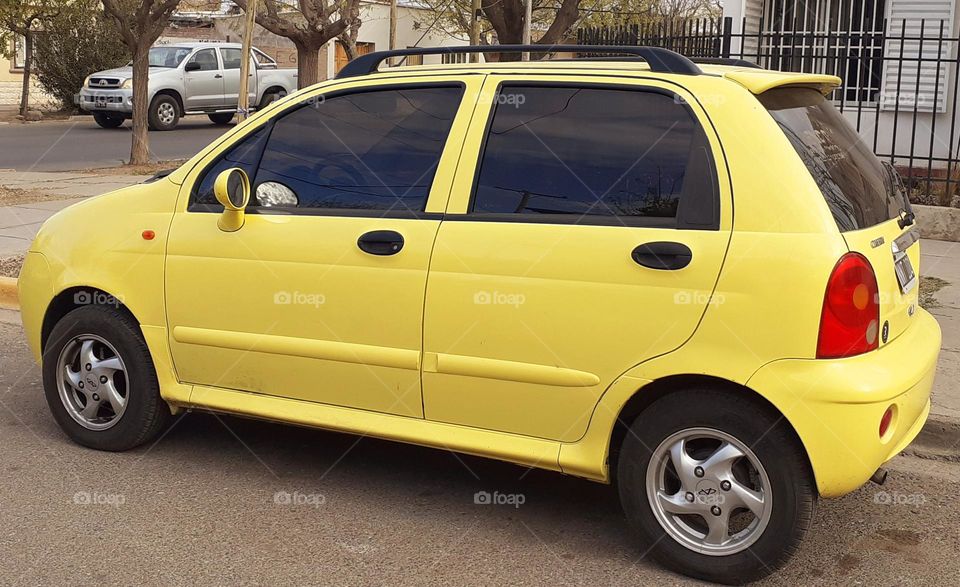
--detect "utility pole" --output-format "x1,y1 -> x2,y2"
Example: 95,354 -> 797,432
522,0 -> 531,61
470,0 -> 480,63
237,0 -> 259,122
389,0 -> 398,66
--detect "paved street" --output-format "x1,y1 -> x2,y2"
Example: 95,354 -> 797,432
0,118 -> 230,171
0,311 -> 958,586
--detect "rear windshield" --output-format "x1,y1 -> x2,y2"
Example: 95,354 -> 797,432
759,88 -> 905,231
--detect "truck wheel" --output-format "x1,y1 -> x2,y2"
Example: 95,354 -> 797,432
92,112 -> 124,129
617,388 -> 815,584
258,89 -> 287,109
208,112 -> 235,125
148,94 -> 179,131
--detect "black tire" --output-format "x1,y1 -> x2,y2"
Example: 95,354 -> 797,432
92,112 -> 124,128
42,304 -> 171,451
617,388 -> 815,585
258,89 -> 286,109
208,112 -> 235,125
147,94 -> 180,131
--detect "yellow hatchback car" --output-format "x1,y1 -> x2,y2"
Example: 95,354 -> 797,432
18,46 -> 941,584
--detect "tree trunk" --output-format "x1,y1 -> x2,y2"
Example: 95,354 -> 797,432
129,43 -> 151,165
19,31 -> 33,117
296,42 -> 322,89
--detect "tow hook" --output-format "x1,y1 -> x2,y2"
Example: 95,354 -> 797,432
870,468 -> 888,486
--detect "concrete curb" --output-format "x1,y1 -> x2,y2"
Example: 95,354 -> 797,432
910,415 -> 960,460
0,276 -> 17,310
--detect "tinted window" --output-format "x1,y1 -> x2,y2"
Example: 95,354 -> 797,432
193,125 -> 271,206
253,86 -> 462,211
188,49 -> 218,71
759,88 -> 905,231
221,48 -> 242,70
472,86 -> 718,228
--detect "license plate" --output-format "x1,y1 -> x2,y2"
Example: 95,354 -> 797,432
95,95 -> 107,108
894,251 -> 916,293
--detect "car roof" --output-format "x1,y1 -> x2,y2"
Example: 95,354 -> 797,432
369,60 -> 842,96
154,41 -> 242,50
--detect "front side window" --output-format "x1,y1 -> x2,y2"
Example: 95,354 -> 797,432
187,49 -> 218,71
472,85 -> 718,228
191,85 -> 463,213
252,86 -> 462,212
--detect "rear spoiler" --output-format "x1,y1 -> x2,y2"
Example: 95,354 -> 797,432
724,71 -> 842,96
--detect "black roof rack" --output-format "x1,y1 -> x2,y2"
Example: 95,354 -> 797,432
690,57 -> 763,69
335,45 -> 703,79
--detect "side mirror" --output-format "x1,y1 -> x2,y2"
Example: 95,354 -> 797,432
214,168 -> 250,232
184,61 -> 201,72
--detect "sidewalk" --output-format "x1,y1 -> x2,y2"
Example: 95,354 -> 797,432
0,170 -> 149,257
920,240 -> 960,426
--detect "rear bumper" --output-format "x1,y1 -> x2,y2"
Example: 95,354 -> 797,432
747,307 -> 941,498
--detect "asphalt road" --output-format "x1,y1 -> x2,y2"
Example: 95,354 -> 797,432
0,118 -> 231,171
1,311 -> 958,586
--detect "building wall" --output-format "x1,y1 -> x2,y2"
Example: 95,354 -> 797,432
0,52 -> 57,112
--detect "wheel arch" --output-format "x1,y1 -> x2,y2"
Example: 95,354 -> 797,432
258,85 -> 287,108
606,375 -> 815,487
41,286 -> 143,353
152,88 -> 184,115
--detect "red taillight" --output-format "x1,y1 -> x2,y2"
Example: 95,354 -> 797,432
817,253 -> 880,359
879,406 -> 895,438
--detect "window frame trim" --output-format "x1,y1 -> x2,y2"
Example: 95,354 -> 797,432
186,80 -> 469,217
464,80 -> 722,230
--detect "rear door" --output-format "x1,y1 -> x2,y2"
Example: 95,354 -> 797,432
759,88 -> 920,346
421,76 -> 733,442
220,48 -> 257,108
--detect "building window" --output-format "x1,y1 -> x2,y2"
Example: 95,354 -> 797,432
442,53 -> 468,64
762,0 -> 887,104
10,36 -> 26,71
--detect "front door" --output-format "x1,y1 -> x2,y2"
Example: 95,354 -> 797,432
422,76 -> 733,441
165,78 -> 477,416
183,48 -> 223,110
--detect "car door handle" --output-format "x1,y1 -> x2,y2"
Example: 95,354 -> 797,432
214,74 -> 223,79
358,230 -> 404,256
631,242 -> 692,270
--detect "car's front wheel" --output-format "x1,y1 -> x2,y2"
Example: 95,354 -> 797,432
92,112 -> 124,129
617,388 -> 815,585
42,304 -> 171,451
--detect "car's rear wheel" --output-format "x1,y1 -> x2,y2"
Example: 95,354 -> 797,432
92,112 -> 124,129
617,388 -> 815,585
42,304 -> 171,451
148,94 -> 179,131
208,112 -> 234,125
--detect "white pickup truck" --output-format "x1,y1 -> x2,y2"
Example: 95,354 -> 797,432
76,42 -> 298,130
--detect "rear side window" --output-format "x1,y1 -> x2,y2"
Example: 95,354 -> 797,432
253,86 -> 463,212
471,85 -> 719,228
759,88 -> 905,231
